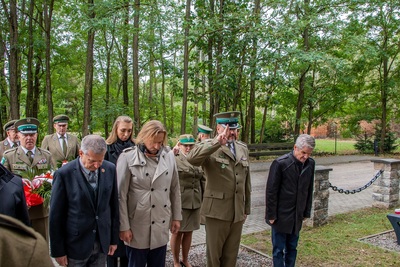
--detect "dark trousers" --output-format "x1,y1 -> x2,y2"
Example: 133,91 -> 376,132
126,245 -> 167,267
271,227 -> 299,267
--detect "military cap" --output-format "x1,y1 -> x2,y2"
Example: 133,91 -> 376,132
53,114 -> 69,124
198,124 -> 213,134
3,119 -> 18,132
14,118 -> 40,134
213,111 -> 240,129
179,134 -> 196,145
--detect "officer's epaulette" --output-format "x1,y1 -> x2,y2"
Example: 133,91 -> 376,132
122,146 -> 135,153
198,138 -> 213,145
37,147 -> 51,155
236,140 -> 248,148
3,147 -> 17,155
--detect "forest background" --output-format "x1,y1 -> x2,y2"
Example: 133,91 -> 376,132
1,0 -> 399,153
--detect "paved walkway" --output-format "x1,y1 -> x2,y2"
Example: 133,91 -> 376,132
191,155 -> 380,245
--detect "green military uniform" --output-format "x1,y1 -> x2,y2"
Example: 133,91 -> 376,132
1,118 -> 53,242
41,133 -> 80,167
175,134 -> 205,231
0,119 -> 19,158
0,214 -> 54,267
187,111 -> 251,267
41,115 -> 80,168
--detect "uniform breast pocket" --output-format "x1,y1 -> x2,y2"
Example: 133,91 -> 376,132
215,157 -> 230,171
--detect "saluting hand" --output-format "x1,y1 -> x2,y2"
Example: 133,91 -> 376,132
217,124 -> 230,145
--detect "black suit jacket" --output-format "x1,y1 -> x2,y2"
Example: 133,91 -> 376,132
0,164 -> 30,226
49,158 -> 119,260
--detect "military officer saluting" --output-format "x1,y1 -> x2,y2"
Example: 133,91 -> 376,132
187,111 -> 251,267
197,124 -> 213,142
41,114 -> 81,168
1,117 -> 53,241
0,119 -> 19,158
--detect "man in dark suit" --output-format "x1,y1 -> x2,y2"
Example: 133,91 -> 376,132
41,114 -> 81,168
0,163 -> 30,226
49,134 -> 119,267
265,134 -> 316,267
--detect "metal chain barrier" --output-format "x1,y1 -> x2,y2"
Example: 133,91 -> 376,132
329,169 -> 384,194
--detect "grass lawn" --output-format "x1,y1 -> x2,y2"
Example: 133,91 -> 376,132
241,207 -> 400,266
314,139 -> 357,155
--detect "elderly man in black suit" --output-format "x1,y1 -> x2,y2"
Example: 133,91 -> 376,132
49,134 -> 119,267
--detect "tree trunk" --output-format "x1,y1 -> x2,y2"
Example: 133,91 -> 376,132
44,0 -> 55,133
82,0 -> 95,137
132,0 -> 140,133
122,1 -> 129,110
181,0 -> 191,134
6,0 -> 20,119
26,0 -> 35,117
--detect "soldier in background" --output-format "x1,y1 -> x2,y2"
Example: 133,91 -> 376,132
0,119 -> 19,158
41,115 -> 81,168
1,118 -> 53,241
197,124 -> 213,142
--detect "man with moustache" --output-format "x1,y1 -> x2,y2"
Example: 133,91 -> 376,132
1,118 -> 53,241
187,111 -> 251,267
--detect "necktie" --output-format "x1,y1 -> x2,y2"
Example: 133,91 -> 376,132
26,150 -> 33,163
229,143 -> 236,159
61,135 -> 67,157
60,135 -> 67,157
88,171 -> 97,189
12,143 -> 18,148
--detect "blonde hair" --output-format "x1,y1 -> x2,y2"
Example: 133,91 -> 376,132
135,120 -> 167,146
106,115 -> 135,145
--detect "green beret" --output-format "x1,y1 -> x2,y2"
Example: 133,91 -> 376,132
213,111 -> 240,129
53,115 -> 69,124
14,118 -> 40,134
3,119 -> 18,132
179,134 -> 195,144
198,124 -> 213,134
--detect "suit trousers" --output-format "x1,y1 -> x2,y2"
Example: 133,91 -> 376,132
126,245 -> 167,267
67,239 -> 106,267
271,227 -> 299,267
205,217 -> 245,267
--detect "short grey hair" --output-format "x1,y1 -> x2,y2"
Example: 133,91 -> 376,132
81,134 -> 107,155
295,134 -> 315,149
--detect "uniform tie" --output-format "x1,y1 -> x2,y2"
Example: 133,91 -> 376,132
88,171 -> 97,189
61,135 -> 67,157
12,143 -> 18,148
229,143 -> 236,159
26,150 -> 33,163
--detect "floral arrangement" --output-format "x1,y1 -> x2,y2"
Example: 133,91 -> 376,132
22,168 -> 53,208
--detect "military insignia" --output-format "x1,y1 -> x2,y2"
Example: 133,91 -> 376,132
1,157 -> 6,165
38,158 -> 47,164
221,164 -> 226,169
27,118 -> 31,123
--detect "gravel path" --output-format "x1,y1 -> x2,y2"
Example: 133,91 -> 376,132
166,244 -> 272,267
359,230 -> 400,253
